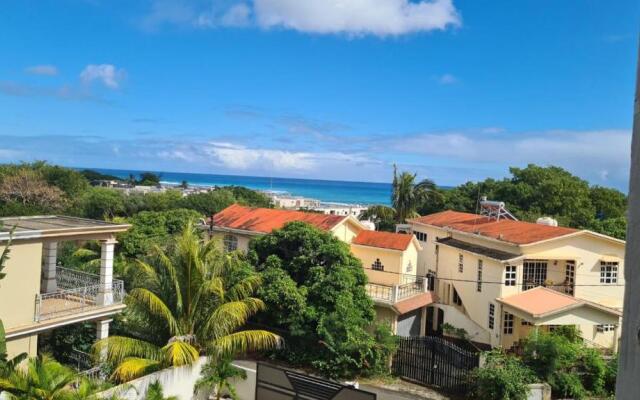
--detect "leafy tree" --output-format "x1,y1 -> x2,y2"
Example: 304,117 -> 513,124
94,223 -> 280,382
250,222 -> 395,378
226,186 -> 272,208
470,350 -> 534,400
80,187 -> 126,219
79,169 -> 122,182
194,356 -> 247,400
359,205 -> 397,232
590,186 -> 627,220
0,168 -> 67,215
178,190 -> 236,216
588,216 -> 627,240
145,381 -> 177,400
138,172 -> 161,186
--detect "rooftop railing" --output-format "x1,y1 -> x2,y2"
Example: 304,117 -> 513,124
35,267 -> 125,322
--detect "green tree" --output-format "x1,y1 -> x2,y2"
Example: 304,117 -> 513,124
145,381 -> 177,400
250,222 -> 395,378
589,186 -> 627,220
392,165 -> 435,223
94,223 -> 280,382
80,187 -> 126,219
470,350 -> 534,400
194,357 -> 247,400
178,190 -> 236,216
138,172 -> 161,186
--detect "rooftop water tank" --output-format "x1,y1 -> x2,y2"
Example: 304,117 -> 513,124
536,217 -> 558,227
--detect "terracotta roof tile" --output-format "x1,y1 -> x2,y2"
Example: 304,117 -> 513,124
393,292 -> 438,314
411,210 -> 578,245
211,204 -> 347,233
352,230 -> 414,251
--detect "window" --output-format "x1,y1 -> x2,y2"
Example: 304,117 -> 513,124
565,261 -> 575,295
505,265 -> 517,286
406,261 -> 413,273
426,271 -> 435,291
600,261 -> 618,284
503,312 -> 514,334
488,303 -> 495,329
477,259 -> 483,292
223,234 -> 238,252
452,288 -> 462,306
458,254 -> 464,273
415,231 -> 428,242
523,260 -> 547,290
372,258 -> 384,271
522,320 -> 533,326
597,324 -> 616,333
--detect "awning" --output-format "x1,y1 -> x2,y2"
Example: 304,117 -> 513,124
496,287 -> 621,326
392,292 -> 438,315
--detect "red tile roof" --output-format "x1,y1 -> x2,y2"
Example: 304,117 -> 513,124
393,292 -> 438,314
411,210 -> 578,245
352,230 -> 414,251
211,204 -> 348,233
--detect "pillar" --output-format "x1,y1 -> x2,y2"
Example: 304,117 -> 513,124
41,242 -> 58,293
97,239 -> 116,306
96,318 -> 111,341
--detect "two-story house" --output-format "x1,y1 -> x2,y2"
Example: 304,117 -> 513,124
404,203 -> 624,350
0,216 -> 130,359
209,204 -> 436,336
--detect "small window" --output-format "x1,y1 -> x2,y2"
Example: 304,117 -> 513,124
600,261 -> 618,284
372,258 -> 384,271
488,303 -> 495,330
477,259 -> 483,292
415,231 -> 428,242
505,265 -> 517,286
406,261 -> 413,273
522,320 -> 533,326
503,312 -> 514,334
223,234 -> 238,252
597,324 -> 616,333
452,288 -> 462,306
458,254 -> 464,273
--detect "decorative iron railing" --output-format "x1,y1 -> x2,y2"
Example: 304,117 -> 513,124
35,268 -> 125,322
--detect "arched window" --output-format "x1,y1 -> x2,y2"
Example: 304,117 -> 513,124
372,258 -> 384,271
223,234 -> 238,252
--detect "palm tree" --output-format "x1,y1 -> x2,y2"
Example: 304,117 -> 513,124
194,357 -> 246,400
93,223 -> 280,382
145,381 -> 177,400
391,165 -> 440,223
0,355 -> 82,399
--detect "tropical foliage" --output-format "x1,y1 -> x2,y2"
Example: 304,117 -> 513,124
250,222 -> 397,379
470,350 -> 534,400
194,356 -> 247,400
93,223 -> 280,382
145,381 -> 177,400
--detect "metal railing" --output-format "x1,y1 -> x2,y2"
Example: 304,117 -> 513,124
397,279 -> 425,300
35,267 -> 125,322
366,277 -> 427,304
366,283 -> 394,302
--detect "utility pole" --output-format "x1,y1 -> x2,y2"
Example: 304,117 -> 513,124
616,38 -> 640,399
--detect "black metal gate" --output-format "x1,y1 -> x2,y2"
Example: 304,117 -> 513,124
392,336 -> 479,394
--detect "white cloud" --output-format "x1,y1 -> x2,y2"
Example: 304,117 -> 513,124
436,73 -> 457,85
80,64 -> 125,89
253,0 -> 460,36
25,65 -> 58,76
142,0 -> 460,36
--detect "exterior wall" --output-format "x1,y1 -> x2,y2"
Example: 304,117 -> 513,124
330,220 -> 362,243
410,224 -> 442,276
436,304 -> 492,345
351,245 -> 404,286
374,306 -> 398,334
0,242 -> 42,329
210,231 -> 253,253
5,335 -> 38,358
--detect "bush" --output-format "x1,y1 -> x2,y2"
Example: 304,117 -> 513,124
470,350 -> 534,400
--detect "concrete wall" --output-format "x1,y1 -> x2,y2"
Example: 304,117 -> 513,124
527,383 -> 551,400
330,220 -> 362,243
100,359 -> 257,400
210,232 -> 253,253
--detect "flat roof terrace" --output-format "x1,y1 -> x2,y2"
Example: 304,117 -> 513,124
0,215 -> 130,242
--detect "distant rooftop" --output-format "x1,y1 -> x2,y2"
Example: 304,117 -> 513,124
0,215 -> 130,241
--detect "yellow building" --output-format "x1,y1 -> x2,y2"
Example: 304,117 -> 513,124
406,206 -> 624,350
209,204 -> 436,336
0,216 -> 130,358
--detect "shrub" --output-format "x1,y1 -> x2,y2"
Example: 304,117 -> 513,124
470,350 -> 534,400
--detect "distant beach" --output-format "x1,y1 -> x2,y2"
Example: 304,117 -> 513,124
83,167 -> 393,205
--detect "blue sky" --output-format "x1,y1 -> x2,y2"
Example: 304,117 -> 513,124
0,0 -> 638,190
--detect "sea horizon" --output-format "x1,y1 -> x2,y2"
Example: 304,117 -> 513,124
79,166 -> 395,205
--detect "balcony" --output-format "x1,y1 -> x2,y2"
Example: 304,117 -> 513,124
366,276 -> 428,304
35,267 -> 125,322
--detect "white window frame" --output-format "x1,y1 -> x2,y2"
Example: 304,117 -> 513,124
600,261 -> 618,284
505,265 -> 517,286
597,324 -> 616,333
223,234 -> 238,252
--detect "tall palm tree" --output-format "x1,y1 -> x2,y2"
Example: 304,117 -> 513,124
392,165 -> 436,223
0,355 -> 84,399
94,223 -> 280,382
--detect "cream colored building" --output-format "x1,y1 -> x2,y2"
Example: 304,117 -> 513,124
0,216 -> 130,358
209,204 -> 436,336
405,209 -> 625,350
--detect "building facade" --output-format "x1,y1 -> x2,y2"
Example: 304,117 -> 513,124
0,216 -> 130,358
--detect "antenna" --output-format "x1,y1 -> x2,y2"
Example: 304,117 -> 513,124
479,197 -> 518,221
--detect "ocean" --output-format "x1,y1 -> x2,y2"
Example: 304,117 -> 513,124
86,168 -> 392,205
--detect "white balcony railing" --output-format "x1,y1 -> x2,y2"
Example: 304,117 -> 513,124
35,267 -> 125,322
366,276 -> 427,304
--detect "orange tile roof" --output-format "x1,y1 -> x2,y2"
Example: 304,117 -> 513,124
411,210 -> 578,245
211,204 -> 348,233
393,292 -> 438,314
352,230 -> 414,251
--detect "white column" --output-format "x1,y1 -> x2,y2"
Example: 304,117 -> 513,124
97,239 -> 116,306
96,318 -> 112,340
41,242 -> 58,293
